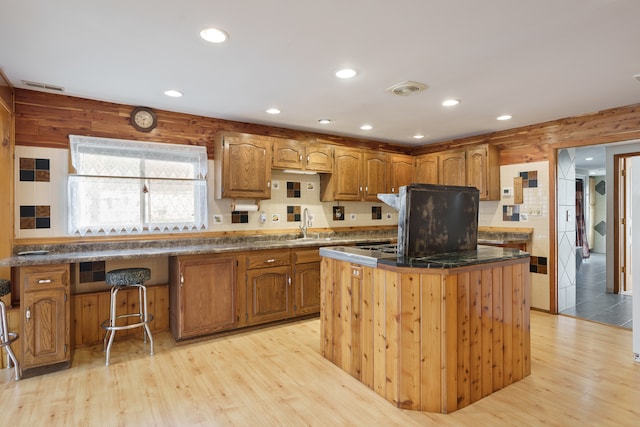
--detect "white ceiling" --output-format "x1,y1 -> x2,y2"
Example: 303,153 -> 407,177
1,0 -> 640,147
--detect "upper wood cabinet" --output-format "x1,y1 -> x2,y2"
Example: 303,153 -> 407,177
438,150 -> 466,186
272,139 -> 334,173
414,153 -> 439,184
414,145 -> 500,200
320,147 -> 363,201
388,154 -> 414,193
320,147 -> 388,201
466,144 -> 500,200
214,132 -> 272,199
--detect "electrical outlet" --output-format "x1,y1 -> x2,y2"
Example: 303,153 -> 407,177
528,206 -> 542,216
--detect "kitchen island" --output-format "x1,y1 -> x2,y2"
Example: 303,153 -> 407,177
319,244 -> 530,414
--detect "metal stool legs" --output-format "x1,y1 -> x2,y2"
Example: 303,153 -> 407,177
0,300 -> 20,380
101,282 -> 154,366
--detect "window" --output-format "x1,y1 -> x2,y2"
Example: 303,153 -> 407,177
68,135 -> 208,235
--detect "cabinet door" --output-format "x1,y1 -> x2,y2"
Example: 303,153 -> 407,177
439,150 -> 466,186
415,154 -> 438,184
222,135 -> 272,198
294,261 -> 321,315
176,256 -> 237,338
247,265 -> 291,325
305,145 -> 334,172
23,287 -> 68,368
273,139 -> 304,169
466,144 -> 499,200
389,154 -> 414,193
321,147 -> 363,201
363,152 -> 388,201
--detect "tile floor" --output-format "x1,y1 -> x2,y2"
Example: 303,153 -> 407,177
560,252 -> 633,329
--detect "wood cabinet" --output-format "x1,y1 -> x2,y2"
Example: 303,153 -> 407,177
438,150 -> 466,186
415,145 -> 499,200
293,248 -> 321,315
169,254 -> 239,340
321,256 -> 531,414
414,153 -> 438,184
466,144 -> 500,200
214,132 -> 272,199
17,264 -> 70,373
388,154 -> 414,193
244,251 -> 292,325
272,139 -> 333,173
320,147 -> 388,201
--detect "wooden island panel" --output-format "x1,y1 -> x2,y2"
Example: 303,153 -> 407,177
320,257 -> 530,414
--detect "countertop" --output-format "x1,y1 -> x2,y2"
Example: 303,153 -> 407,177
320,244 -> 529,269
0,231 -> 396,267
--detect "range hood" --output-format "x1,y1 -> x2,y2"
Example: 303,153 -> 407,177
378,184 -> 479,257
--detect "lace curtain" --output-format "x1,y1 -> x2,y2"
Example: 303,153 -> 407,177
68,135 -> 208,235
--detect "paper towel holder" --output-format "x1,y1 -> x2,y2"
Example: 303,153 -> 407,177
231,199 -> 261,212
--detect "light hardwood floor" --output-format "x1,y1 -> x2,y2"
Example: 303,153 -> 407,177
1,311 -> 638,426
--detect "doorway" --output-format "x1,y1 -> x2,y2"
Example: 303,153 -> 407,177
557,145 -> 634,329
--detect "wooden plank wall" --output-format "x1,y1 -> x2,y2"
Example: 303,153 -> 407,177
321,258 -> 531,414
413,103 -> 640,165
72,284 -> 170,348
13,89 -> 413,158
0,71 -> 13,300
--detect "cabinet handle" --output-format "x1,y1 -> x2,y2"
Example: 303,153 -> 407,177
391,187 -> 396,193
288,275 -> 291,285
265,259 -> 276,263
360,186 -> 363,192
180,273 -> 184,287
38,279 -> 52,284
365,186 -> 368,192
267,181 -> 271,188
299,154 -> 303,161
26,306 -> 31,321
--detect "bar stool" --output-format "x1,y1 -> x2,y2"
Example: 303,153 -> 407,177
101,268 -> 154,366
0,279 -> 20,380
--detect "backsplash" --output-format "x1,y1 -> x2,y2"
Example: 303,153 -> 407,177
14,146 -> 398,239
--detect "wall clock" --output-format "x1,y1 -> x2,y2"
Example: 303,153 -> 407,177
130,107 -> 157,132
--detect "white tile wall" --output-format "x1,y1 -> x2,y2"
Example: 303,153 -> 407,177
478,160 -> 551,310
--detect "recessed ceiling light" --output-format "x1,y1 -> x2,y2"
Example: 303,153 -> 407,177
266,108 -> 281,115
360,124 -> 372,130
442,99 -> 460,107
200,27 -> 229,43
412,134 -> 425,139
336,68 -> 357,79
318,119 -> 331,124
585,157 -> 593,161
164,89 -> 183,98
497,115 -> 512,121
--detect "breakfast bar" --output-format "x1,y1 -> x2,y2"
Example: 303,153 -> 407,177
319,244 -> 531,414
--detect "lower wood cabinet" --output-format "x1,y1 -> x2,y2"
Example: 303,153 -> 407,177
169,247 -> 321,340
243,250 -> 292,325
293,248 -> 321,315
169,254 -> 239,340
16,264 -> 71,374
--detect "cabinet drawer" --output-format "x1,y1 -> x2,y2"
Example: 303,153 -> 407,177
294,248 -> 321,264
246,251 -> 291,269
21,265 -> 69,291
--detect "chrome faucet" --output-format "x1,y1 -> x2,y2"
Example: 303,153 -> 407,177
300,208 -> 311,238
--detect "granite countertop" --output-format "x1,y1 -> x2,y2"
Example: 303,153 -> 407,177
477,226 -> 533,245
320,244 -> 529,269
0,231 -> 396,267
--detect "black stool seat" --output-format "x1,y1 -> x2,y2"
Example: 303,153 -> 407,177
105,268 -> 151,286
0,278 -> 11,297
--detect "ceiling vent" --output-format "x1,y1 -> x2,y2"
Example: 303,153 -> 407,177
385,80 -> 428,97
21,80 -> 65,92
634,74 -> 640,83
